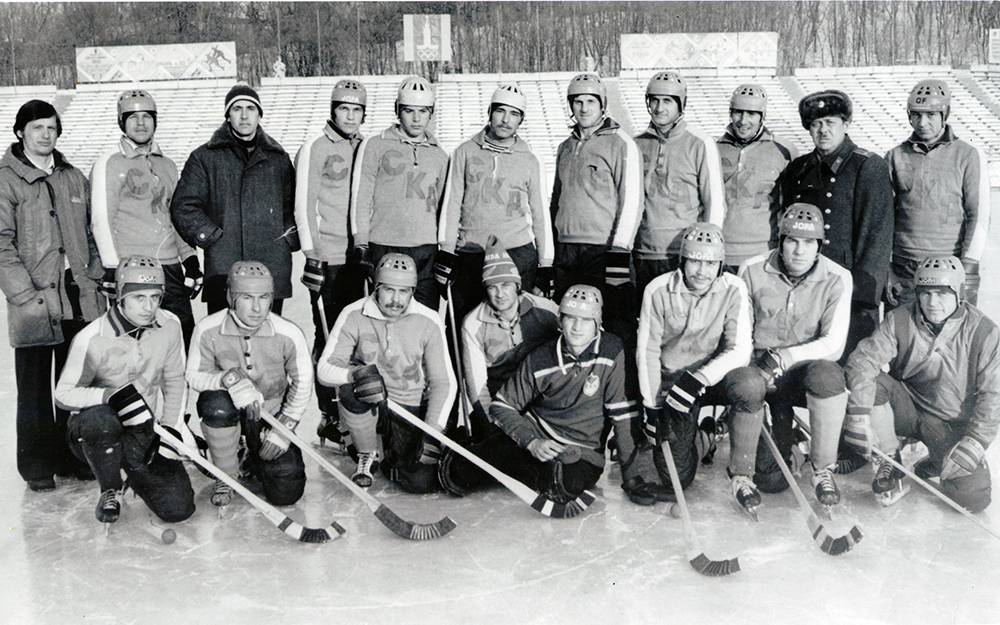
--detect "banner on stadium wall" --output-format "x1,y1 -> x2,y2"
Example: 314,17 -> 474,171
403,14 -> 452,63
621,32 -> 778,69
76,42 -> 237,83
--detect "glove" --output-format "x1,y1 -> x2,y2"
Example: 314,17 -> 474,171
755,349 -> 784,386
301,257 -> 326,292
842,410 -> 874,456
605,250 -> 631,287
99,267 -> 117,297
258,412 -> 296,461
158,419 -> 197,461
106,383 -> 153,427
182,256 -> 204,300
940,436 -> 985,481
418,436 -> 441,465
534,266 -> 555,298
432,249 -> 459,298
886,270 -> 903,307
352,245 -> 375,283
351,364 -> 386,404
664,371 -> 706,414
962,258 -> 980,305
220,368 -> 265,410
644,406 -> 665,443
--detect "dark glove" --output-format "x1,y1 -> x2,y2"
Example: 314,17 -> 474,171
664,371 -> 706,414
182,256 -> 203,300
258,412 -> 296,461
962,258 -> 980,305
106,383 -> 153,427
755,349 -> 784,386
352,245 -> 375,283
534,266 -> 555,298
99,267 -> 117,297
433,250 -> 459,298
351,364 -> 386,404
301,257 -> 326,292
644,406 -> 665,443
605,250 -> 631,287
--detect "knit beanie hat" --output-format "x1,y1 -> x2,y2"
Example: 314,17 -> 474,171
482,236 -> 521,287
225,83 -> 263,118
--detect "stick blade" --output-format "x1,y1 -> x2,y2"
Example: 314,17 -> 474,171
811,518 -> 863,556
374,504 -> 457,540
689,552 -> 741,577
298,525 -> 341,543
530,490 -> 597,519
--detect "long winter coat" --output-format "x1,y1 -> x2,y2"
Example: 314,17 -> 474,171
171,123 -> 298,299
0,143 -> 104,347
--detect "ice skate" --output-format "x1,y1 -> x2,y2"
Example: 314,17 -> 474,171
729,472 -> 761,522
811,464 -> 840,517
211,478 -> 233,508
96,487 -> 123,525
316,412 -> 352,456
873,451 -> 909,507
352,452 -> 378,488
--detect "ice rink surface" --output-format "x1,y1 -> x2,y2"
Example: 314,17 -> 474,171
2,205 -> 1000,625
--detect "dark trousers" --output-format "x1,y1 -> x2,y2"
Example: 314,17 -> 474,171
633,255 -> 680,304
370,243 -> 438,310
160,262 -> 195,350
68,405 -> 195,522
310,263 -> 366,416
15,319 -> 88,482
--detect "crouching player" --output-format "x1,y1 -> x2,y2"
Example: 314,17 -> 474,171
845,256 -> 999,511
55,256 -> 195,524
186,261 -> 311,507
733,204 -> 853,510
438,285 -> 642,506
317,254 -> 456,493
637,224 -> 754,513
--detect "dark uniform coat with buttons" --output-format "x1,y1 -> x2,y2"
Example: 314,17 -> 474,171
171,123 -> 298,300
779,135 -> 893,310
0,143 -> 104,347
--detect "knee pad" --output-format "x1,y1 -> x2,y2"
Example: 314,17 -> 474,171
941,462 -> 992,513
725,367 -> 767,413
197,390 -> 240,428
801,360 -> 846,399
68,405 -> 123,445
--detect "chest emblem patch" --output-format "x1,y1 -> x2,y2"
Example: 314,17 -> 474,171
583,373 -> 599,397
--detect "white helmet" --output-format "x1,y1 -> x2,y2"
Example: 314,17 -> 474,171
396,76 -> 435,113
116,255 -> 164,299
566,73 -> 607,111
117,89 -> 157,132
490,84 -> 527,117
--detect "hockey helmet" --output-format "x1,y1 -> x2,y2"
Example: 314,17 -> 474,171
914,255 -> 965,301
730,83 -> 767,117
566,73 -> 607,111
227,261 -> 274,296
331,79 -> 367,108
396,76 -> 435,112
778,204 -> 825,241
116,255 -> 164,299
117,89 -> 157,132
489,84 -> 527,118
646,71 -> 687,112
908,79 -> 950,119
680,223 -> 726,262
375,253 -> 418,289
559,284 -> 603,323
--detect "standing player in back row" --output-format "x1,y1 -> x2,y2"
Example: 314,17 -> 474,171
716,83 -> 798,272
350,76 -> 449,310
634,70 -> 725,297
438,84 -> 552,319
885,79 -> 991,307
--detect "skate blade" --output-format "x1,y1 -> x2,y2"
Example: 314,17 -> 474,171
744,505 -> 761,522
312,441 -> 350,456
878,482 -> 911,507
819,504 -> 835,520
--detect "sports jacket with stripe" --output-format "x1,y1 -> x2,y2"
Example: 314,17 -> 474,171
885,126 -> 991,264
637,270 -> 753,409
350,125 -> 448,249
186,309 -> 313,423
294,122 -> 363,265
461,293 -> 560,415
90,136 -> 193,268
550,117 -> 643,251
439,127 -> 553,266
717,125 -> 798,267
739,250 -> 853,366
633,120 -> 726,260
846,302 -> 1000,448
55,306 -> 186,426
490,332 -> 640,469
317,295 -> 456,430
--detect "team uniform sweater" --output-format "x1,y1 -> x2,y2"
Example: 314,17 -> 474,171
846,302 -> 1000,448
780,136 -> 893,308
294,122 -> 363,265
885,126 -> 991,264
90,137 -> 193,268
461,293 -> 560,415
637,270 -> 753,409
491,332 -> 641,468
633,120 -> 726,259
739,250 -> 853,366
439,127 -> 553,266
317,295 -> 456,430
717,125 -> 798,267
550,117 -> 643,250
55,306 -> 186,426
350,125 -> 449,249
186,309 -> 313,422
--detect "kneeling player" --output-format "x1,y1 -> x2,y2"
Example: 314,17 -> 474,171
439,285 -> 642,505
55,256 -> 195,524
845,256 -> 999,511
187,262 -> 312,507
317,254 -> 456,493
